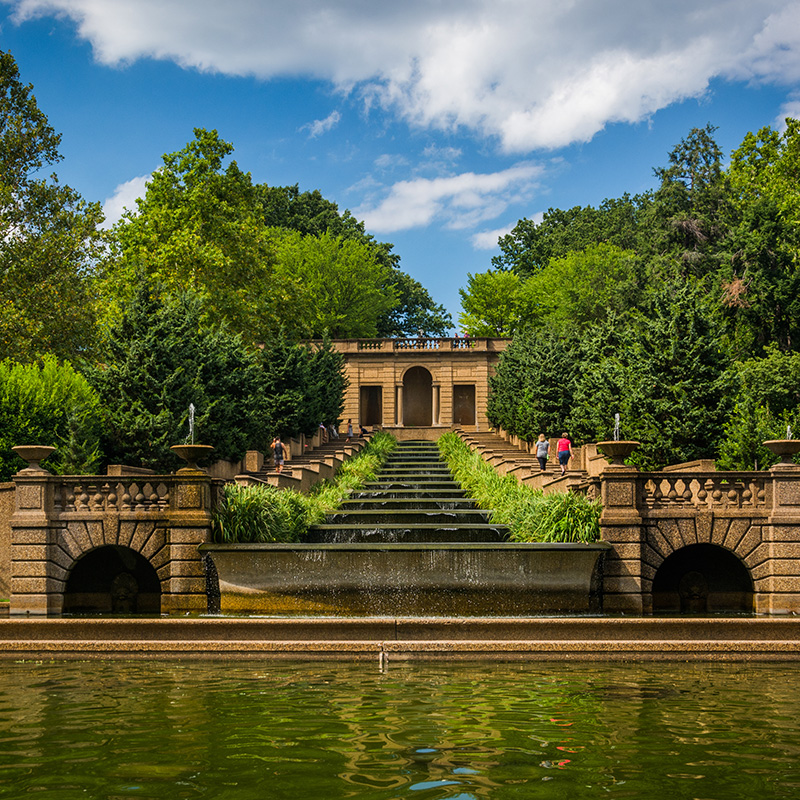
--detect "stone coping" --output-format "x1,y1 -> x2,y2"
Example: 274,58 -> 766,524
200,542 -> 613,552
1,617 -> 800,661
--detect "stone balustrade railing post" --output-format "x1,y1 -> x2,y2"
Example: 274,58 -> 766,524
599,466 -> 645,614
10,468 -> 61,615
162,471 -> 217,614
760,462 -> 800,614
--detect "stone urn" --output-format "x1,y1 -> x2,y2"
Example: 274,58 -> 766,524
170,444 -> 215,474
12,445 -> 56,474
596,440 -> 640,468
763,439 -> 800,468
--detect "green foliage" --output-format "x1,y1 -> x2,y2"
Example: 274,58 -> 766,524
487,327 -> 577,443
259,330 -> 347,438
0,50 -> 105,362
212,483 -> 308,544
438,433 -> 600,543
101,128 -> 275,342
458,270 -> 526,336
492,194 -> 651,278
212,432 -> 397,543
0,356 -> 102,480
519,243 -> 643,332
87,282 -> 267,471
717,346 -> 800,469
376,269 -> 453,337
268,228 -> 398,339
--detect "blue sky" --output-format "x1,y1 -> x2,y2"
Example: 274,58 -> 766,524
3,0 -> 800,330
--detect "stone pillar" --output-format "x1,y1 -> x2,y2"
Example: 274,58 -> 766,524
432,384 -> 440,425
396,384 -> 404,426
10,470 -> 61,615
599,467 -> 645,614
759,465 -> 800,614
162,473 -> 217,614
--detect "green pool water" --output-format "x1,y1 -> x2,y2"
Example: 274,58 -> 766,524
0,659 -> 798,799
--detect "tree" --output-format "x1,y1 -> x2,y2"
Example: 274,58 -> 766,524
719,120 -> 800,353
268,228 -> 397,339
492,194 -> 651,278
88,283 -> 267,471
0,356 -> 102,480
375,270 -> 452,337
458,270 -> 527,337
519,243 -> 643,332
717,346 -> 800,469
102,128 -> 276,342
258,182 -> 450,337
0,51 -> 105,361
487,328 -> 578,442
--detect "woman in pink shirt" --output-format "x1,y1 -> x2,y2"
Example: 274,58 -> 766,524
556,432 -> 573,475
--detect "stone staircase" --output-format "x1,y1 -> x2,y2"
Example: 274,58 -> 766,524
307,440 -> 508,543
456,429 -> 591,494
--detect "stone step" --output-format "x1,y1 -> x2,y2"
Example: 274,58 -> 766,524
324,509 -> 492,526
351,488 -> 466,500
361,481 -> 463,491
305,524 -> 508,543
340,498 -> 476,511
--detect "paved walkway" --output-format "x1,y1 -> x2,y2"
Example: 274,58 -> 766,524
2,618 -> 799,661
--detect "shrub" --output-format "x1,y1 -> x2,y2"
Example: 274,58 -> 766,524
0,356 -> 102,480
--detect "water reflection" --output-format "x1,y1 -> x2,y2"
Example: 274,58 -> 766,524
0,661 -> 797,798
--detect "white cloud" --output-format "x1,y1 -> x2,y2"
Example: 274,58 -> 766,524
300,110 -> 341,138
7,1 -> 800,151
471,212 -> 543,250
355,162 -> 542,233
101,174 -> 150,228
471,224 -> 516,250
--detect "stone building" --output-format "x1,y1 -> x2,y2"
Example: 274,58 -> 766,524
330,337 -> 510,439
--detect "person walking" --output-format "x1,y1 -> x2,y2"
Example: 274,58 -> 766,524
535,433 -> 549,472
272,435 -> 287,474
556,432 -> 573,476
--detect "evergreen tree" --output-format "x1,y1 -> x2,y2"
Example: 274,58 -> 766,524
88,283 -> 266,471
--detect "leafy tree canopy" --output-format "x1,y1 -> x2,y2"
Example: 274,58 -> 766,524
0,50 -> 105,362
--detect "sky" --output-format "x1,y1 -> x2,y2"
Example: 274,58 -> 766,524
3,0 -> 800,331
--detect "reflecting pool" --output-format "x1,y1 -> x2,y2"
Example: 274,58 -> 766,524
0,659 -> 798,799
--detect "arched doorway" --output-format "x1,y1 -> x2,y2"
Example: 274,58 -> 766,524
652,543 -> 754,614
403,366 -> 433,426
63,545 -> 162,614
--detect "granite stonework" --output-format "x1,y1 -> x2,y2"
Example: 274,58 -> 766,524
1,617 -> 800,661
329,337 -> 510,433
6,466 -> 222,615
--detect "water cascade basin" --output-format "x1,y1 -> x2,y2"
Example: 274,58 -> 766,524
203,441 -> 609,615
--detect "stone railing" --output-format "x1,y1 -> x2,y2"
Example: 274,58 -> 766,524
639,472 -> 770,510
332,337 -> 509,354
52,478 -> 172,512
394,338 -> 442,350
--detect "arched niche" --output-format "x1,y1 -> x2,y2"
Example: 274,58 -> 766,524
403,366 -> 433,426
652,543 -> 754,614
63,545 -> 162,615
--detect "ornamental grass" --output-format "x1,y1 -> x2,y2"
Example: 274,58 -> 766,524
212,431 -> 396,543
437,432 -> 601,543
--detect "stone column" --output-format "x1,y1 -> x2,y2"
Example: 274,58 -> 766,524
759,465 -> 800,614
396,384 -> 404,426
599,467 -> 645,614
432,384 -> 440,426
163,472 -> 217,614
10,470 -> 60,615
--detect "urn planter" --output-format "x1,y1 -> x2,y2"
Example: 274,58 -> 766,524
171,444 -> 215,473
12,445 -> 56,473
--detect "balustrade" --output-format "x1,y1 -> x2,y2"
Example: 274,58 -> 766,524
52,478 -> 171,513
639,473 -> 768,509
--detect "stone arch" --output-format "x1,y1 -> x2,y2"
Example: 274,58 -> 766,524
403,366 -> 433,426
651,543 -> 754,614
63,544 -> 162,614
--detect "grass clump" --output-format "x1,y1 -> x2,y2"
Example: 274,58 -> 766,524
212,431 -> 396,543
438,432 -> 601,543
